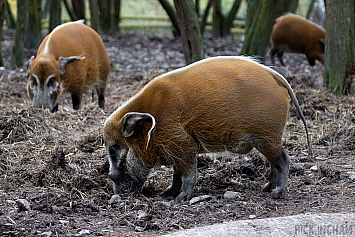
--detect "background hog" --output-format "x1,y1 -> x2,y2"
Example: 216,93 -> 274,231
270,13 -> 325,66
103,56 -> 311,202
27,20 -> 110,112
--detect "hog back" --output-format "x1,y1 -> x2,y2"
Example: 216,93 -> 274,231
123,57 -> 289,155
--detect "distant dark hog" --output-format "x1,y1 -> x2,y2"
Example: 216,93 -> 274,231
270,13 -> 325,66
103,56 -> 311,203
27,20 -> 110,112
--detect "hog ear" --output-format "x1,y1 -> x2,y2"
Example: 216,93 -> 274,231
59,54 -> 86,74
122,112 -> 156,150
27,56 -> 35,70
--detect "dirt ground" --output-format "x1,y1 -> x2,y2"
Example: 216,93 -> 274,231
0,30 -> 354,237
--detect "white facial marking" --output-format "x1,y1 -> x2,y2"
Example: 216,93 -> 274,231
30,74 -> 40,90
45,74 -> 58,94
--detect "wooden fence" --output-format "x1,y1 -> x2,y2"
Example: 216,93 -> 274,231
39,15 -> 245,35
119,15 -> 245,35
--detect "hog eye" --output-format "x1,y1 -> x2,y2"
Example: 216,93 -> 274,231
108,143 -> 119,156
108,143 -> 127,167
108,143 -> 122,161
31,76 -> 37,87
47,76 -> 56,88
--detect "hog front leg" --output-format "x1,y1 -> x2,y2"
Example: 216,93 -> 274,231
161,155 -> 198,202
174,157 -> 198,203
161,166 -> 182,198
175,167 -> 198,202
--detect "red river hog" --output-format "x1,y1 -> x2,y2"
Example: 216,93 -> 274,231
27,20 -> 110,112
103,56 -> 311,202
270,13 -> 325,66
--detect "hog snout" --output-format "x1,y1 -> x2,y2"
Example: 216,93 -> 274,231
29,75 -> 60,112
31,89 -> 58,112
107,142 -> 144,194
108,172 -> 143,194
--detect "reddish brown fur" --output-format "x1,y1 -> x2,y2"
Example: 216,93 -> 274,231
104,56 -> 311,202
27,21 -> 110,112
270,13 -> 325,66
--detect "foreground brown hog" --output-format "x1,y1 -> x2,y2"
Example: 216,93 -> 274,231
27,20 -> 110,112
103,56 -> 311,202
270,13 -> 325,66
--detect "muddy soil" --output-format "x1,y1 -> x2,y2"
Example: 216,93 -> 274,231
0,30 -> 354,236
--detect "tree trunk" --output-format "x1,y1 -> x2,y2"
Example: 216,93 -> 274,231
112,0 -> 121,32
98,1 -> 111,32
11,0 -> 27,68
240,0 -> 298,61
71,0 -> 85,20
306,0 -> 317,19
26,0 -> 41,48
49,0 -> 61,33
42,0 -> 50,19
173,0 -> 204,65
200,0 -> 215,34
222,0 -> 242,35
0,0 -> 5,66
195,0 -> 199,15
288,0 -> 298,12
212,0 -> 222,37
5,0 -> 15,29
324,0 -> 355,94
240,0 -> 262,56
159,0 -> 180,36
89,0 -> 100,32
63,0 -> 78,21
99,0 -> 121,32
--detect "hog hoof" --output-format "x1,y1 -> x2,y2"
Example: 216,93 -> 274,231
161,186 -> 180,198
174,192 -> 190,203
262,182 -> 275,192
271,187 -> 286,198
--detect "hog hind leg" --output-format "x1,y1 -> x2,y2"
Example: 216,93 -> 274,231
261,147 -> 290,197
277,52 -> 286,66
95,81 -> 106,109
270,48 -> 278,65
